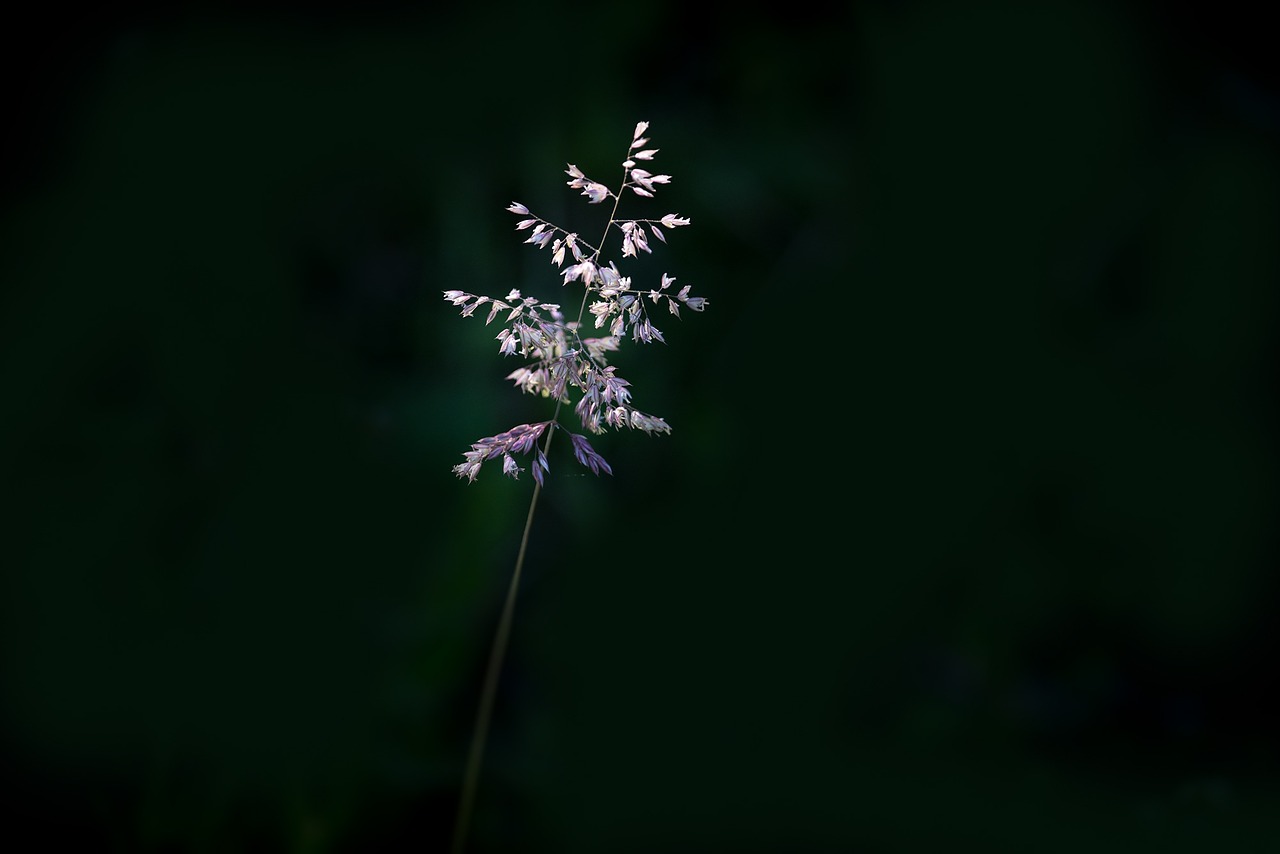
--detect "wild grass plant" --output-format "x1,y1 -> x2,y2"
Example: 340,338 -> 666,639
444,121 -> 706,852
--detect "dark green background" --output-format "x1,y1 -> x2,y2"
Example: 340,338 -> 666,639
3,1 -> 1278,851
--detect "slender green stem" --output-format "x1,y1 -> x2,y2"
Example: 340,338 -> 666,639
450,470 -> 544,854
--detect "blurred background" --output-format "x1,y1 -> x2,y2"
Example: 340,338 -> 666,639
2,0 -> 1278,851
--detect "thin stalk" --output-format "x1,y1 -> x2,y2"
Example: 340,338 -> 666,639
450,468 -> 544,854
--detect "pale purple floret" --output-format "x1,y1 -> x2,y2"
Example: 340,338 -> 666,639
568,433 -> 613,477
452,422 -> 550,482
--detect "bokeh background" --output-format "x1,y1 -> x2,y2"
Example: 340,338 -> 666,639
3,1 -> 1278,851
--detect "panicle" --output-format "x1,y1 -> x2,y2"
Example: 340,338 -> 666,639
446,122 -> 707,483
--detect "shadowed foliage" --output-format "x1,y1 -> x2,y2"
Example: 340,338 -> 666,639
2,1 -> 1278,851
